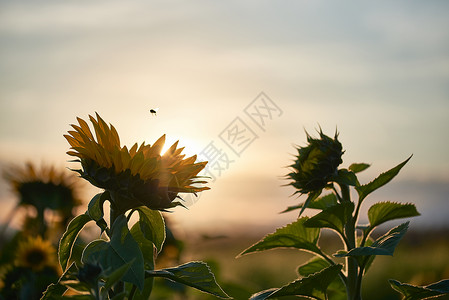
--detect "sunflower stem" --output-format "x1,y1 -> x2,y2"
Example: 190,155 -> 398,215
345,218 -> 361,300
340,182 -> 362,300
36,205 -> 47,238
109,192 -> 122,236
108,193 -> 126,297
129,285 -> 137,299
93,281 -> 101,300
332,185 -> 343,202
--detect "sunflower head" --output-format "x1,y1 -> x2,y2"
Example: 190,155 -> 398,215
15,236 -> 58,272
288,130 -> 344,194
64,113 -> 208,214
3,162 -> 82,215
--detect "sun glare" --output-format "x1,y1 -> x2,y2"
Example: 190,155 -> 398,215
161,136 -> 204,160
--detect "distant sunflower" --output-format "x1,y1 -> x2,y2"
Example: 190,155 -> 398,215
3,162 -> 82,237
0,265 -> 10,290
4,162 -> 82,214
15,236 -> 57,272
64,113 -> 208,214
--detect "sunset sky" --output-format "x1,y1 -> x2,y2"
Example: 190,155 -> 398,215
1,1 -> 448,235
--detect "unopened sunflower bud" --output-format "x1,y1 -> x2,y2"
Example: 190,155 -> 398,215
77,262 -> 103,285
288,130 -> 344,194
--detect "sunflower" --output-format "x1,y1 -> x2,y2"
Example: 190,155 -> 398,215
64,113 -> 208,214
287,130 -> 344,194
3,162 -> 83,237
15,236 -> 58,272
4,162 -> 82,214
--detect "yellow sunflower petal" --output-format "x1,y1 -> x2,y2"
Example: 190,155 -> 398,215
130,151 -> 145,175
150,135 -> 166,156
89,114 -> 112,150
76,117 -> 95,140
65,113 -> 209,211
120,147 -> 132,170
64,134 -> 83,149
129,143 -> 139,157
165,141 -> 179,155
109,124 -> 121,146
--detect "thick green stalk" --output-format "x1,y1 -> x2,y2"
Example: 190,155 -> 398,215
345,218 -> 361,300
36,205 -> 47,237
129,285 -> 137,299
340,184 -> 362,300
109,194 -> 121,233
93,281 -> 101,300
108,193 -> 125,297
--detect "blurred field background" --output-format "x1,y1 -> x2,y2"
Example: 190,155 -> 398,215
151,226 -> 449,300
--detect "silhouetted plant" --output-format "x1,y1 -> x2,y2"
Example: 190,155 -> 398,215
2,162 -> 82,240
42,113 -> 229,299
0,163 -> 81,299
240,130 -> 449,300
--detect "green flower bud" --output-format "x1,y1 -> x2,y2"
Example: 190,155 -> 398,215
288,130 -> 344,194
77,262 -> 103,285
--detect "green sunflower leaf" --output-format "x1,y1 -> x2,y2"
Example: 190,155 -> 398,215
59,213 -> 93,271
368,202 -> 420,229
130,222 -> 155,270
304,202 -> 355,236
334,169 -> 359,186
299,190 -> 321,216
87,192 -> 108,232
250,264 -> 343,300
82,216 -> 145,291
81,239 -> 109,264
41,283 -> 68,299
238,217 -> 321,256
358,237 -> 376,273
108,216 -> 145,290
311,193 -> 339,210
62,281 -> 91,293
297,257 -> 330,276
349,163 -> 370,173
41,262 -> 78,299
104,260 -> 133,291
297,258 -> 346,300
335,222 -> 409,258
281,193 -> 338,213
389,279 -> 449,300
356,156 -> 412,203
146,261 -> 230,299
135,206 -> 165,254
129,223 -> 156,299
280,204 -> 303,213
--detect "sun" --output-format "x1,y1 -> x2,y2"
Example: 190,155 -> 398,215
161,136 -> 205,161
